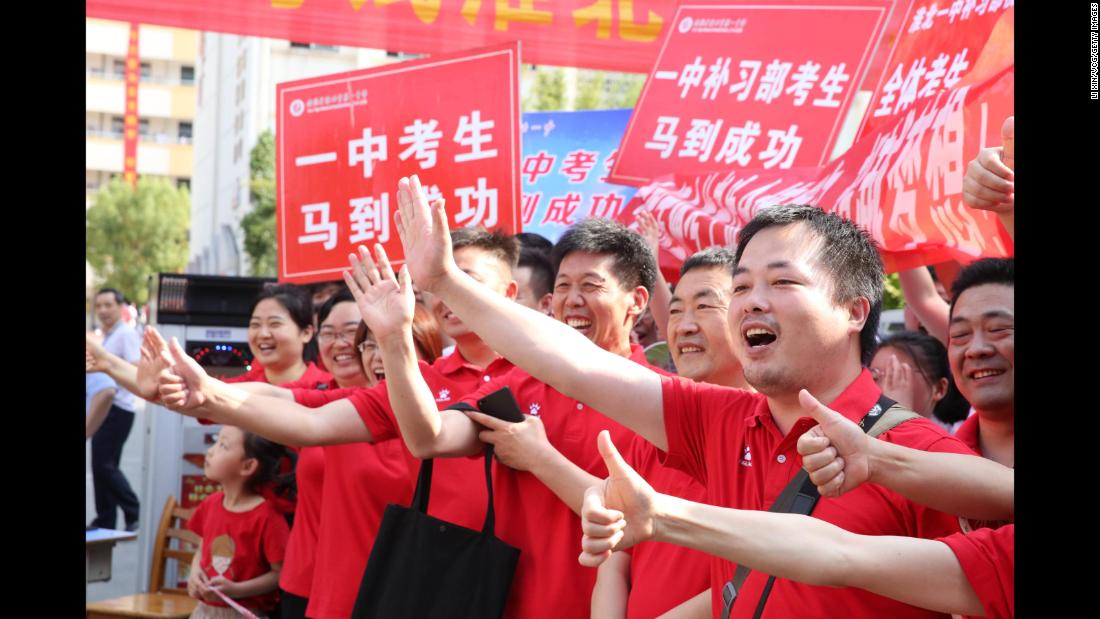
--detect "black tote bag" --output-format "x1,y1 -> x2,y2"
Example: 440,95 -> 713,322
350,446 -> 520,618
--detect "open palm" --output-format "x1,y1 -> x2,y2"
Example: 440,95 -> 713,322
343,244 -> 415,340
394,175 -> 456,292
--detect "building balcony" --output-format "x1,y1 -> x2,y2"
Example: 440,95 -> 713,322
86,76 -> 196,119
86,136 -> 193,178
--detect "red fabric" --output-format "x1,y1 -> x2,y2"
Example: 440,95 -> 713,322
276,444 -> 323,598
304,439 -> 419,619
938,525 -> 1014,619
622,435 -> 710,619
451,344 -> 663,619
186,492 -> 290,613
205,362 -> 333,428
346,350 -> 515,531
661,369 -> 977,619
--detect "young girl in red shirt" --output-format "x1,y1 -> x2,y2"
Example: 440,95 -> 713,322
186,425 -> 292,619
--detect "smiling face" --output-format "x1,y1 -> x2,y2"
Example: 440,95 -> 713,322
948,283 -> 1014,418
428,246 -> 515,340
870,345 -> 947,419
552,251 -> 648,356
318,301 -> 364,388
730,223 -> 867,396
668,267 -> 742,386
248,298 -> 313,372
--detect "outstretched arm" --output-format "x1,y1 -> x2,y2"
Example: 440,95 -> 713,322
637,210 -> 672,343
580,432 -> 985,617
157,339 -> 372,447
796,390 -> 1013,521
393,175 -> 667,450
897,268 -> 950,344
345,244 -> 481,458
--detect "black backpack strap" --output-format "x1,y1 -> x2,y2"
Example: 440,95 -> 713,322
720,392 -> 900,619
410,458 -> 433,514
481,444 -> 497,535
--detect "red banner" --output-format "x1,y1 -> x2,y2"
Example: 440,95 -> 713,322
858,0 -> 1014,138
276,42 -> 521,284
123,23 -> 140,187
85,0 -> 676,73
619,65 -> 1014,277
609,0 -> 893,186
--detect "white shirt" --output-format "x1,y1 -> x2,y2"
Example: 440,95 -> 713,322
102,321 -> 141,411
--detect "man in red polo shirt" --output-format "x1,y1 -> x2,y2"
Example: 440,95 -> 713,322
947,258 -> 1014,469
389,181 -> 975,619
359,205 -> 677,618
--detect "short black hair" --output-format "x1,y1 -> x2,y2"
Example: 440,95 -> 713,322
451,227 -> 520,272
317,288 -> 354,325
950,258 -> 1014,314
680,246 -> 737,279
552,218 -> 657,294
518,246 -> 554,299
735,205 -> 884,365
96,287 -> 125,304
242,430 -> 297,501
515,232 -> 554,253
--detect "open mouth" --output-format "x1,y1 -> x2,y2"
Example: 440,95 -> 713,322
333,353 -> 356,364
257,343 -> 276,355
969,368 -> 1005,381
744,327 -> 777,348
678,345 -> 705,354
372,369 -> 386,381
566,317 -> 593,332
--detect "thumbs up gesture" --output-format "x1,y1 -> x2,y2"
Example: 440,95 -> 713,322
578,431 -> 658,567
795,390 -> 874,497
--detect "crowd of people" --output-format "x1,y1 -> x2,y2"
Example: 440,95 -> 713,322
86,118 -> 1014,619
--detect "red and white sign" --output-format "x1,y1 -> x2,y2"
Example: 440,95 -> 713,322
858,0 -> 1014,138
276,42 -> 521,284
610,0 -> 893,186
618,65 -> 1014,276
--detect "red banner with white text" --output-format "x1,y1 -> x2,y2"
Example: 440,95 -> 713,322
276,42 -> 521,284
85,0 -> 676,73
619,65 -> 1014,277
609,0 -> 893,186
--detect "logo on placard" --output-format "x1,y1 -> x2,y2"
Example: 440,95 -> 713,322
678,16 -> 694,33
289,99 -> 305,117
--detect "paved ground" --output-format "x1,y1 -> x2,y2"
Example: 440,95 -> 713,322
86,401 -> 148,603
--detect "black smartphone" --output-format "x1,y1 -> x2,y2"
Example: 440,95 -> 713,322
476,387 -> 526,423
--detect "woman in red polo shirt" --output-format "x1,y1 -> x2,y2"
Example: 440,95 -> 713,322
227,284 -> 331,388
275,289 -> 371,619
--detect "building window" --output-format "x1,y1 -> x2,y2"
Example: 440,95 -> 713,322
233,139 -> 242,163
110,116 -> 124,138
111,59 -> 125,79
140,62 -> 152,80
181,65 -> 195,85
177,178 -> 191,190
179,122 -> 193,141
290,41 -> 311,49
139,119 -> 150,137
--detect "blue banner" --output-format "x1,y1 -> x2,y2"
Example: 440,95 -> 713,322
520,109 -> 638,243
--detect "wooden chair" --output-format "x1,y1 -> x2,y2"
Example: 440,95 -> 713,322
87,496 -> 201,619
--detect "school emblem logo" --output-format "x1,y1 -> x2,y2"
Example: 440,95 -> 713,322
740,445 -> 752,467
529,403 -> 541,416
436,389 -> 450,403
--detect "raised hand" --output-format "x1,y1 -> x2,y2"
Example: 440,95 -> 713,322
158,337 -> 210,412
342,243 -> 415,341
635,209 -> 662,259
878,355 -> 918,413
135,327 -> 171,400
795,390 -> 872,497
86,331 -> 112,373
393,174 -> 457,292
578,431 -> 658,567
962,116 -> 1014,214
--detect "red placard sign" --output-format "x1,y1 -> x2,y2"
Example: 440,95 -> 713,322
86,0 -> 676,73
276,42 -> 521,284
610,0 -> 893,186
858,0 -> 1014,139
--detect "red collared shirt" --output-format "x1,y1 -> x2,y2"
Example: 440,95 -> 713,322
661,369 -> 976,619
938,525 -> 1014,619
453,344 -> 664,619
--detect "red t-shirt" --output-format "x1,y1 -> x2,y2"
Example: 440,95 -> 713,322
661,369 -> 977,619
187,492 -> 290,614
202,361 -> 333,425
449,344 -> 662,619
938,525 -> 1014,619
276,382 -> 335,598
622,435 -> 710,619
347,350 -> 515,531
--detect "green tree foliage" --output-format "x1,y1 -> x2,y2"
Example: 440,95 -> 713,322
523,65 -> 566,111
86,176 -> 190,305
241,130 -> 277,276
883,272 -> 904,310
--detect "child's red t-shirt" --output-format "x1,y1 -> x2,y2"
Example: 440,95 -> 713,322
187,492 -> 290,613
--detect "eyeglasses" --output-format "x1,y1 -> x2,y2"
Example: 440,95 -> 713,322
318,328 -> 359,344
357,340 -> 378,354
